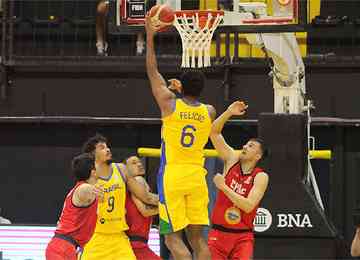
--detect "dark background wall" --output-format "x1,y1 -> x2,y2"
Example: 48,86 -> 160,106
2,65 -> 360,118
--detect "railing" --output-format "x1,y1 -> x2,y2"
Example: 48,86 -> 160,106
0,0 -> 360,67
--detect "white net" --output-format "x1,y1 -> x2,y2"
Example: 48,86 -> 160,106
173,11 -> 223,68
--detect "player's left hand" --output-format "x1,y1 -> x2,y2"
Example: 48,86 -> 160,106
145,14 -> 159,35
93,185 -> 105,202
227,101 -> 248,116
168,79 -> 182,93
213,173 -> 226,190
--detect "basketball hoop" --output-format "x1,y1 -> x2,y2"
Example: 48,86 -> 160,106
173,10 -> 224,68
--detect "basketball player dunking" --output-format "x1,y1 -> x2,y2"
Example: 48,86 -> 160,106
145,14 -> 216,260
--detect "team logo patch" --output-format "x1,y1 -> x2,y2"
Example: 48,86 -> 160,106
224,206 -> 241,225
100,218 -> 105,224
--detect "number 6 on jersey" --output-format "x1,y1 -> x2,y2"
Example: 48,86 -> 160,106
180,125 -> 196,147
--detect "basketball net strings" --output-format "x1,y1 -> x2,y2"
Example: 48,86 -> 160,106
174,13 -> 223,68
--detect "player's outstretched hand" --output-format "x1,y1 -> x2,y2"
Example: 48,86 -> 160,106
227,101 -> 248,116
93,185 -> 105,202
145,14 -> 158,36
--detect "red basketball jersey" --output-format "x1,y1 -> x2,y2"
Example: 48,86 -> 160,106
55,181 -> 98,248
125,191 -> 152,240
211,163 -> 264,230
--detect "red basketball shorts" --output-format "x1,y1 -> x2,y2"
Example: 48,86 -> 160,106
208,228 -> 254,260
131,241 -> 162,260
45,237 -> 77,260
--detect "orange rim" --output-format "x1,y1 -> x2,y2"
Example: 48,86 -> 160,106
174,10 -> 224,18
277,0 -> 291,6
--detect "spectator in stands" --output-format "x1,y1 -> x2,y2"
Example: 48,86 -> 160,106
218,0 -> 232,11
135,0 -> 157,56
0,208 -> 11,224
96,0 -> 109,56
136,32 -> 145,56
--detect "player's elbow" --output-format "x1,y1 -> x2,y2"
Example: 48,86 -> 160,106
138,207 -> 151,217
142,210 -> 157,217
210,125 -> 221,135
144,194 -> 157,205
141,211 -> 152,217
210,133 -> 221,147
235,201 -> 255,214
351,246 -> 360,257
243,206 -> 254,214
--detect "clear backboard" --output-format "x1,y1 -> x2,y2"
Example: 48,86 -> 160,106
116,0 -> 307,32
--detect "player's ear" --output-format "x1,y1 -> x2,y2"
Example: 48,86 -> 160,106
255,153 -> 261,162
91,168 -> 97,178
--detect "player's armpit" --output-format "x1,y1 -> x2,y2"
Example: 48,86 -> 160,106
351,227 -> 360,257
145,25 -> 175,116
206,104 -> 217,122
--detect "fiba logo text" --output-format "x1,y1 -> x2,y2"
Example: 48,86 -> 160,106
254,208 -> 272,232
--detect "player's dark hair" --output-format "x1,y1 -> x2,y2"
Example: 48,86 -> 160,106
82,134 -> 108,154
71,153 -> 95,181
250,138 -> 269,159
180,70 -> 205,98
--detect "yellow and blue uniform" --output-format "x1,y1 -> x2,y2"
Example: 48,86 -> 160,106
158,99 -> 212,234
81,163 -> 136,260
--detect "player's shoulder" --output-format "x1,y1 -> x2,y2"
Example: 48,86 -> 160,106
74,183 -> 94,201
111,162 -> 128,181
255,171 -> 269,181
205,104 -> 216,121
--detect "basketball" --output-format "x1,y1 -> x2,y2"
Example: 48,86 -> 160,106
148,4 -> 175,32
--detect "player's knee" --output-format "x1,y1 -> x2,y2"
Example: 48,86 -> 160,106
97,1 -> 109,15
190,236 -> 208,252
165,235 -> 190,257
164,235 -> 177,249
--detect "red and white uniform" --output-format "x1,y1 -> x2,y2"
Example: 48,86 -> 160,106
46,181 -> 98,260
125,192 -> 161,260
209,163 -> 264,260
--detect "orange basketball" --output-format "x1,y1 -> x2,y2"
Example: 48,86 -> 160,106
199,15 -> 214,29
149,4 -> 175,32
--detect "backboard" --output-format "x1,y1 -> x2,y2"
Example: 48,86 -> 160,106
116,0 -> 308,32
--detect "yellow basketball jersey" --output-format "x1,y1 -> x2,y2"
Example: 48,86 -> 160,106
94,163 -> 128,234
161,99 -> 212,166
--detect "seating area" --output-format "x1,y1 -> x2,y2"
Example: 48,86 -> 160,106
0,0 -> 360,64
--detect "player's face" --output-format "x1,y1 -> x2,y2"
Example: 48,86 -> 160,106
94,142 -> 112,164
126,156 -> 145,176
241,140 -> 262,161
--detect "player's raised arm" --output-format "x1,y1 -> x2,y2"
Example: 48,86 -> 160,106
210,101 -> 248,163
145,15 -> 175,117
206,104 -> 217,122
